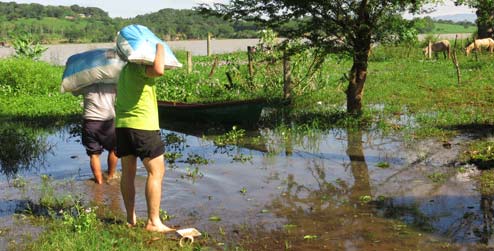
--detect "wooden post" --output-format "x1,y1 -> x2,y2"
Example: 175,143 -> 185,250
428,40 -> 432,59
247,46 -> 254,78
283,51 -> 292,100
207,33 -> 211,56
187,51 -> 192,74
208,57 -> 218,78
452,34 -> 462,85
474,35 -> 479,61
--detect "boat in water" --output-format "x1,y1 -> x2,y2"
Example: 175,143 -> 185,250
157,99 -> 269,129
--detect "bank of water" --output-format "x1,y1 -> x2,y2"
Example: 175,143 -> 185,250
0,39 -> 261,65
0,120 -> 493,250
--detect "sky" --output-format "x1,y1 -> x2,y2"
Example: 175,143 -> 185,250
5,0 -> 475,19
6,0 -> 229,18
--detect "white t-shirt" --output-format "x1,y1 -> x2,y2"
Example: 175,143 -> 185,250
73,83 -> 116,121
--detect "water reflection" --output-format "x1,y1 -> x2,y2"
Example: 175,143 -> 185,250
232,128 -> 463,250
3,117 -> 494,250
0,122 -> 52,178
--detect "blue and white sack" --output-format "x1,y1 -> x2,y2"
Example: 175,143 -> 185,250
61,48 -> 126,93
116,24 -> 182,69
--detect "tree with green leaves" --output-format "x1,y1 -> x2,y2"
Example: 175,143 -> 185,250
200,0 -> 431,115
456,0 -> 494,38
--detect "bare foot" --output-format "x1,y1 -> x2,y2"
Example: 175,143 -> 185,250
126,213 -> 137,227
145,223 -> 176,233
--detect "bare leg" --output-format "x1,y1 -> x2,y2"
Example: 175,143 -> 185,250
121,155 -> 137,226
89,154 -> 103,184
107,150 -> 118,180
143,155 -> 174,233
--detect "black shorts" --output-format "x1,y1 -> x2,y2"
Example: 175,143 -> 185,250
82,119 -> 116,155
115,128 -> 165,160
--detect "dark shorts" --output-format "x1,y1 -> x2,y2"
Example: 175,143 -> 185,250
115,128 -> 165,160
82,119 -> 116,155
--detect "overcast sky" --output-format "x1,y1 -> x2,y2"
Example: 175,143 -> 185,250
4,0 -> 475,18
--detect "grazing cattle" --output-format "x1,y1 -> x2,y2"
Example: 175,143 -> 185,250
465,38 -> 494,56
423,40 -> 450,59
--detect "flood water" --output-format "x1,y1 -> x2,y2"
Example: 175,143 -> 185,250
1,116 -> 493,250
0,39 -> 261,65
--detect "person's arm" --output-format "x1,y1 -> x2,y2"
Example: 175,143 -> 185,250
145,43 -> 165,78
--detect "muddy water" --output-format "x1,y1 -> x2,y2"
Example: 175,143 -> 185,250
0,121 -> 493,250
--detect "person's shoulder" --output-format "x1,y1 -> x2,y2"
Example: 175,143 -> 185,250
124,63 -> 148,78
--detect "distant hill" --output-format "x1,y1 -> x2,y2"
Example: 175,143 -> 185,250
433,13 -> 476,23
0,2 -> 259,43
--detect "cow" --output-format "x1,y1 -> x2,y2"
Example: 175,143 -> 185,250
465,38 -> 494,56
423,40 -> 451,59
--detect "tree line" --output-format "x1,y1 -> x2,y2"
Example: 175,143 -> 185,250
0,2 -> 259,43
0,1 -> 479,45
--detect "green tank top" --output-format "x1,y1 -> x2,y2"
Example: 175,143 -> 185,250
115,63 -> 160,130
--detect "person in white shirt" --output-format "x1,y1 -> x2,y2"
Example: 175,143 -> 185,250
73,83 -> 118,184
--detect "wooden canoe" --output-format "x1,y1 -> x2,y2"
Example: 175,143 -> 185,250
157,99 -> 267,128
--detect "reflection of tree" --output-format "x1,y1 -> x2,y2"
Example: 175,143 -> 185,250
231,128 -> 437,250
476,170 -> 494,245
346,128 -> 371,205
0,122 -> 52,177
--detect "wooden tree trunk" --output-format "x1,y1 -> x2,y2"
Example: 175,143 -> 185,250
346,42 -> 370,115
476,8 -> 494,39
283,51 -> 292,100
346,0 -> 371,115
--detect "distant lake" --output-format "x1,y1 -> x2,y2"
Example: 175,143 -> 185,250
0,38 -> 261,65
0,34 -> 473,65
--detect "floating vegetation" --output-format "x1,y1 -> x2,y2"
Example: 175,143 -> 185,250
239,187 -> 247,195
164,152 -> 183,165
232,153 -> 253,163
214,126 -> 246,147
376,161 -> 390,169
183,166 -> 204,180
209,216 -> 222,222
184,154 -> 210,165
427,172 -> 447,183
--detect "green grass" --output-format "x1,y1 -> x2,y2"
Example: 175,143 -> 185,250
161,44 -> 494,138
431,22 -> 476,34
0,58 -> 80,123
5,43 -> 494,139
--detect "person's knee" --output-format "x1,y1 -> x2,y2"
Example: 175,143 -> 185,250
143,155 -> 165,176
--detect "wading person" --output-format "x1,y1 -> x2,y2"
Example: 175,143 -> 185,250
115,43 -> 174,232
73,83 -> 118,184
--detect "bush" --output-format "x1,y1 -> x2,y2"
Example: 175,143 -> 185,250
0,58 -> 63,96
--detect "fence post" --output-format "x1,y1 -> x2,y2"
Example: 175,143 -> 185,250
452,34 -> 461,85
247,46 -> 254,78
187,51 -> 192,74
428,40 -> 432,59
207,33 -> 211,56
283,51 -> 292,100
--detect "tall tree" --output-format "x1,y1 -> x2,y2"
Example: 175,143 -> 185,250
456,0 -> 494,38
200,0 -> 431,115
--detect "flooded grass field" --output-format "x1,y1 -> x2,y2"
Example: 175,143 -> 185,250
1,116 -> 494,250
